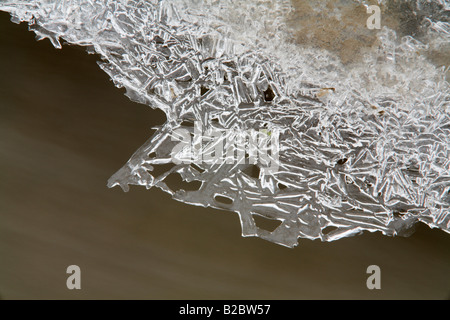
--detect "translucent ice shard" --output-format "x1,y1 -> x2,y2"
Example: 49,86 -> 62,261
2,0 -> 449,247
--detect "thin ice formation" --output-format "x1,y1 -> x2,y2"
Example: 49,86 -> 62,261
1,0 -> 449,247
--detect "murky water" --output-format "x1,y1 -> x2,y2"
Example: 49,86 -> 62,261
0,9 -> 449,299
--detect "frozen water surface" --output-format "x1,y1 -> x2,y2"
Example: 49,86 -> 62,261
1,0 -> 449,247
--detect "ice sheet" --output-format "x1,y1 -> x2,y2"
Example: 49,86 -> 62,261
1,0 -> 449,247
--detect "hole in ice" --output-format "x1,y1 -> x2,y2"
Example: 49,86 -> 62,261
190,163 -> 205,173
242,164 -> 260,179
150,163 -> 176,177
322,226 -> 339,235
200,85 -> 209,96
164,173 -> 202,192
336,158 -> 348,165
180,120 -> 194,127
252,213 -> 282,232
152,35 -> 164,44
214,195 -> 233,205
278,182 -> 288,190
263,86 -> 275,102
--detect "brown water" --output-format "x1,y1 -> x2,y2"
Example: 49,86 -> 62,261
0,11 -> 449,300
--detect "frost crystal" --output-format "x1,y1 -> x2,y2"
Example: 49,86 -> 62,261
2,0 -> 449,247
